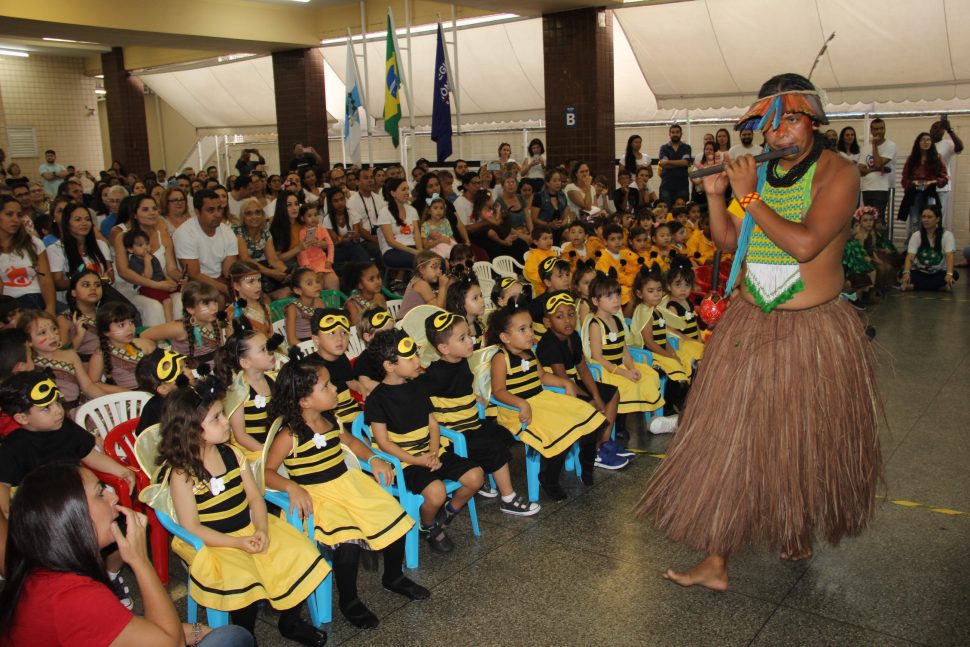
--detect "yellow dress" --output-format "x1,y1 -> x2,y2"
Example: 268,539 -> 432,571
658,296 -> 705,366
281,423 -> 413,550
493,348 -> 604,458
629,304 -> 693,381
231,381 -> 273,464
169,445 -> 330,612
581,314 -> 664,414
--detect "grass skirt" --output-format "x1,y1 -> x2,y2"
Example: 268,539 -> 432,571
173,516 -> 330,611
636,298 -> 881,556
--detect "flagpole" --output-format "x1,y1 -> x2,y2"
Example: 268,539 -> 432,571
388,7 -> 412,167
358,0 -> 373,167
450,2 -> 462,158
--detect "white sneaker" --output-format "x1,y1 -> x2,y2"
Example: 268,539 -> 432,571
648,414 -> 678,435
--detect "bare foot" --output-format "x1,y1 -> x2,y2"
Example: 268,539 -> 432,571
663,555 -> 729,591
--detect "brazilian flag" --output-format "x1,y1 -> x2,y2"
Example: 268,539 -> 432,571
383,13 -> 402,148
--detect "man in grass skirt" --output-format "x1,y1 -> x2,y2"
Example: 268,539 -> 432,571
637,73 -> 881,591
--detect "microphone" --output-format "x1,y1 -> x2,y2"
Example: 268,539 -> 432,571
689,146 -> 800,179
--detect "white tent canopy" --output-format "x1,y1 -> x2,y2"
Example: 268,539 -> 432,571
136,0 -> 970,129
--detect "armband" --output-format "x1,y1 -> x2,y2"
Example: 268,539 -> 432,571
739,192 -> 762,209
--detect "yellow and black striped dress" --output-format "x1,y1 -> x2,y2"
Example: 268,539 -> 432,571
281,420 -> 413,550
586,314 -> 664,414
645,309 -> 692,381
169,444 -> 330,612
237,379 -> 273,463
493,348 -> 604,458
660,297 -> 705,366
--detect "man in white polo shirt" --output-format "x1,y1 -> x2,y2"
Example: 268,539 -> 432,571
930,118 -> 964,230
347,167 -> 386,262
859,118 -> 896,225
173,189 -> 238,298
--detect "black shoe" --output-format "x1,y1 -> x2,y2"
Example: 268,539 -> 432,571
383,575 -> 431,600
581,472 -> 594,486
423,523 -> 454,553
435,503 -> 459,527
278,618 -> 327,647
541,483 -> 567,501
340,598 -> 379,630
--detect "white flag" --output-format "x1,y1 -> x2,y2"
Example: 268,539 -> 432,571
344,40 -> 363,166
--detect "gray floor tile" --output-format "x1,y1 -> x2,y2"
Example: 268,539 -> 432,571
751,606 -> 922,647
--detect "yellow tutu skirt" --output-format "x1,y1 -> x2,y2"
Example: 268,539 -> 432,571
651,353 -> 692,382
303,470 -> 414,550
495,389 -> 604,458
172,515 -> 330,612
593,361 -> 664,414
676,337 -> 705,366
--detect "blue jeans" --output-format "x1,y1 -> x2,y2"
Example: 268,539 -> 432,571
199,624 -> 254,647
383,247 -> 416,269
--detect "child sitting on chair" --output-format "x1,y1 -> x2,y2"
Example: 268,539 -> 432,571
364,329 -> 484,554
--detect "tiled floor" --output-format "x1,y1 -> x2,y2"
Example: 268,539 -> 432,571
160,286 -> 970,646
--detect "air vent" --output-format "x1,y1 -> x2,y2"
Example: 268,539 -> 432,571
6,126 -> 37,157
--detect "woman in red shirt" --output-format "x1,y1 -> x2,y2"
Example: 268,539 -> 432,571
0,463 -> 251,646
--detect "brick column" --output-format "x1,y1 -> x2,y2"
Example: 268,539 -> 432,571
272,48 -> 330,173
543,8 -> 615,185
101,47 -> 151,177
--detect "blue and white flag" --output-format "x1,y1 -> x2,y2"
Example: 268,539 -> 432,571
344,39 -> 363,165
430,22 -> 452,162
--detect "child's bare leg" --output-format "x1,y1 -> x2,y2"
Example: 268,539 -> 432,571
598,392 -> 620,446
449,467 -> 484,511
419,481 -> 447,526
491,464 -> 514,498
320,272 -> 340,290
664,554 -> 729,591
162,298 -> 174,323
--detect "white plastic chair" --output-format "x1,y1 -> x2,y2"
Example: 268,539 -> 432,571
297,339 -> 318,356
347,326 -> 365,359
272,318 -> 287,337
386,299 -> 403,320
472,261 -> 495,285
522,250 -> 531,263
75,392 -> 153,440
492,255 -> 523,278
478,276 -> 495,303
551,245 -> 562,255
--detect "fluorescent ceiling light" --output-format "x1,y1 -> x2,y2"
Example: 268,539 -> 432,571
95,88 -> 107,95
0,49 -> 29,58
321,13 -> 520,45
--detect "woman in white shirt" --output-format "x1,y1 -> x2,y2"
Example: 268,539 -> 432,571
301,167 -> 324,204
520,138 -> 546,192
493,142 -> 521,176
0,195 -> 55,314
901,204 -> 958,291
48,204 -> 123,309
565,161 -> 596,221
622,135 -> 653,175
378,178 -> 423,273
837,127 -> 861,164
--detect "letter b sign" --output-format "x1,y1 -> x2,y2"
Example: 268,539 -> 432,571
565,106 -> 577,128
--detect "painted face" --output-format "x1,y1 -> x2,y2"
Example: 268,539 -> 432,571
234,273 -> 262,303
419,257 -> 444,283
28,317 -> 62,352
187,297 -> 219,324
637,280 -> 664,307
764,114 -> 816,162
107,318 -> 136,345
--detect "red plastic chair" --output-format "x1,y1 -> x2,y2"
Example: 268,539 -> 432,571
103,418 -> 171,585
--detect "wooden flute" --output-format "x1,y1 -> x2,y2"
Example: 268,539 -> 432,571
689,145 -> 800,179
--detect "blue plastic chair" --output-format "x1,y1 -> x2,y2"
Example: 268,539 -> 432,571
263,490 -> 332,626
483,385 -> 582,503
153,511 -> 230,627
350,416 -> 481,569
154,507 -> 332,628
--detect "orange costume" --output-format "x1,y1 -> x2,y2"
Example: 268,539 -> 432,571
523,248 -> 559,296
686,229 -> 716,266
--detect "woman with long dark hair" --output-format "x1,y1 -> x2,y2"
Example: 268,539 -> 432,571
901,204 -> 958,291
836,126 -> 861,163
0,463 -> 252,646
900,132 -> 948,237
623,134 -> 652,175
0,195 -> 55,314
268,190 -> 307,270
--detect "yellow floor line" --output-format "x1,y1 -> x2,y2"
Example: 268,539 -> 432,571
636,454 -> 968,518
